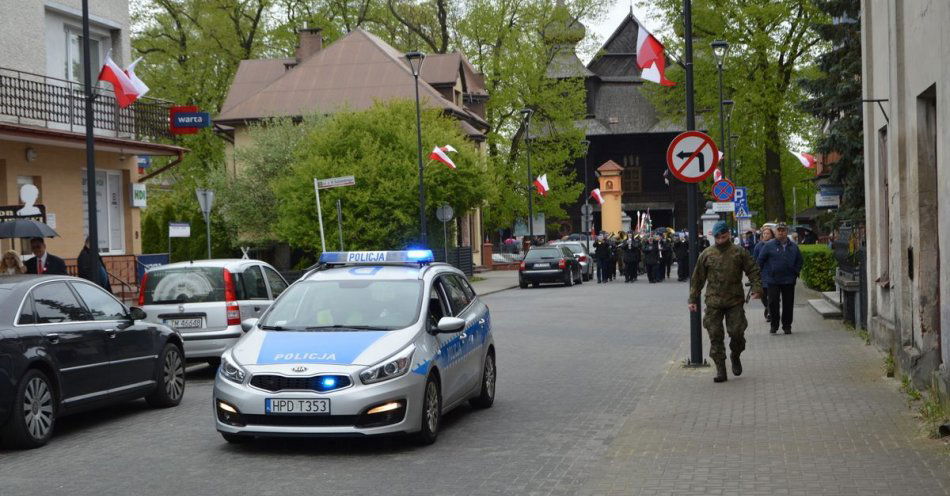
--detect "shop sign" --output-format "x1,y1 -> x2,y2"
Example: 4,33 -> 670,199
132,183 -> 147,208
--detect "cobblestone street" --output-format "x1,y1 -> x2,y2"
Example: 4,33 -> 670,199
2,277 -> 948,495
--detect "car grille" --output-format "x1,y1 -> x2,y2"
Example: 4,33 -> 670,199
242,414 -> 358,427
250,374 -> 352,393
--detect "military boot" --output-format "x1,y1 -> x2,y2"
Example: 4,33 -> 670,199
730,353 -> 742,376
713,358 -> 728,383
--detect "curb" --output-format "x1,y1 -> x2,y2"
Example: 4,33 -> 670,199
476,284 -> 519,296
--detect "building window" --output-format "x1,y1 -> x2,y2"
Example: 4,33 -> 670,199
66,27 -> 105,83
81,170 -> 125,254
621,155 -> 641,193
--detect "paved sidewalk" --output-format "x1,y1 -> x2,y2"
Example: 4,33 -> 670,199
469,270 -> 519,296
579,284 -> 950,496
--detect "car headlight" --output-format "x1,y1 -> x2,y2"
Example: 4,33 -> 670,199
360,346 -> 415,385
220,353 -> 247,384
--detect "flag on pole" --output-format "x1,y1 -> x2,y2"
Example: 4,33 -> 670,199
663,169 -> 670,186
429,146 -> 457,169
591,188 -> 605,205
791,151 -> 817,169
124,57 -> 149,99
533,174 -> 550,195
713,167 -> 723,182
97,52 -> 142,108
636,24 -> 676,86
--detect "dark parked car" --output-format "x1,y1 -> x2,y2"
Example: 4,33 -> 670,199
0,275 -> 185,449
519,245 -> 582,288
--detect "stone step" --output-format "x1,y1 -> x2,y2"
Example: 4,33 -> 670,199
809,298 -> 842,319
821,291 -> 841,309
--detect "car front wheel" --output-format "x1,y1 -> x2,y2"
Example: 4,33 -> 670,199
414,375 -> 441,445
2,369 -> 56,449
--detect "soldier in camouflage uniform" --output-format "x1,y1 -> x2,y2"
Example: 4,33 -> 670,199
688,221 -> 763,382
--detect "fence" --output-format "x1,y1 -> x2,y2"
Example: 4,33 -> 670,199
0,66 -> 173,141
434,246 -> 474,276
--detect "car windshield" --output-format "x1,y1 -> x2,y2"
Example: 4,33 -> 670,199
525,248 -> 561,260
143,267 -> 230,304
259,280 -> 423,331
560,244 -> 585,254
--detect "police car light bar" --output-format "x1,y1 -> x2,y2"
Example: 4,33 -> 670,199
318,250 -> 435,265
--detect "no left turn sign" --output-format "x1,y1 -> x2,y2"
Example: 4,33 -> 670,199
666,131 -> 721,183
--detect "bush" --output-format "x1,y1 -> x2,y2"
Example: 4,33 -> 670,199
799,244 -> 836,291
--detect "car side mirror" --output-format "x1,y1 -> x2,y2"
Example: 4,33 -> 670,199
241,318 -> 259,333
436,316 -> 465,333
128,307 -> 147,321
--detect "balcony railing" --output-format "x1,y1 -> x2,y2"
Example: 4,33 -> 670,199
0,66 -> 174,142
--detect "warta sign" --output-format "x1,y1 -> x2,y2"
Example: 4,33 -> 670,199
169,105 -> 211,135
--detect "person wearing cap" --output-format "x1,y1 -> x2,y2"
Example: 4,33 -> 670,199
757,222 -> 804,334
688,221 -> 762,383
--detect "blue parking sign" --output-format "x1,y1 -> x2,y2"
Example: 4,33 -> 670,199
734,187 -> 750,217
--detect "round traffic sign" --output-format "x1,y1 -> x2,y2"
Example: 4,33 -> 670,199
666,131 -> 721,183
712,179 -> 735,202
436,204 -> 454,222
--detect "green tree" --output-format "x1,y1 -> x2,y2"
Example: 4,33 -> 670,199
141,213 -> 163,254
799,0 -> 863,224
273,101 -> 494,253
640,0 -> 826,222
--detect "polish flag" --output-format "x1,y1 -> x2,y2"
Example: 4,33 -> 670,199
636,24 -> 676,86
791,151 -> 817,169
125,57 -> 149,99
533,174 -> 550,195
591,188 -> 605,205
97,53 -> 141,108
429,146 -> 457,169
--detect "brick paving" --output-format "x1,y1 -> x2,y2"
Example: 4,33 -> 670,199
1,275 -> 948,495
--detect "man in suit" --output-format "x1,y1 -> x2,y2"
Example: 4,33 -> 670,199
26,237 -> 67,275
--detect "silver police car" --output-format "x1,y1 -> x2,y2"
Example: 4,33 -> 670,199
213,250 -> 495,445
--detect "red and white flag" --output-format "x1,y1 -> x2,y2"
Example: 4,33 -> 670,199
791,151 -> 817,169
636,24 -> 675,87
713,167 -> 723,182
533,174 -> 550,195
125,57 -> 149,99
591,188 -> 605,205
429,146 -> 457,169
97,53 -> 142,108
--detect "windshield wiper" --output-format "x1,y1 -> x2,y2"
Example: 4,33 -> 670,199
153,299 -> 186,304
259,324 -> 295,331
304,325 -> 391,331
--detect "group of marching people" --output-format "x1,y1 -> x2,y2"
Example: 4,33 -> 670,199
590,230 -> 710,284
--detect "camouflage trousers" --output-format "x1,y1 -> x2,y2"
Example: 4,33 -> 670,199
703,304 -> 748,362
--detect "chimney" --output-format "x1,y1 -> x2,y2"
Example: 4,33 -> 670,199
296,27 -> 323,62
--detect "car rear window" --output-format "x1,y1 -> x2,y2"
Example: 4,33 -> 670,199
143,267 -> 240,304
525,248 -> 561,260
560,244 -> 584,254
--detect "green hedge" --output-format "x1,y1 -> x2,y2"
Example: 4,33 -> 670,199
799,244 -> 837,291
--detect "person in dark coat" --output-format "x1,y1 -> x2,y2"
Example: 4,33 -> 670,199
673,235 -> 690,281
25,237 -> 67,275
698,235 -> 711,251
593,235 -> 611,284
752,226 -> 775,322
661,235 -> 675,279
621,235 -> 642,282
642,236 -> 661,283
77,237 -> 111,291
757,223 -> 804,334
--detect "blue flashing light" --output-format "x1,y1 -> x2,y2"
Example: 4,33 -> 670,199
321,376 -> 338,389
318,250 -> 434,265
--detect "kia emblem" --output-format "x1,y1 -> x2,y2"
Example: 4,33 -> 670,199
292,366 -> 308,373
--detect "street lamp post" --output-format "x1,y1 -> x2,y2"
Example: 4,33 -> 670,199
581,139 -> 591,253
81,0 -> 99,256
685,0 -> 704,366
521,108 -> 535,241
712,40 -> 730,223
406,51 -> 427,246
723,99 -> 734,179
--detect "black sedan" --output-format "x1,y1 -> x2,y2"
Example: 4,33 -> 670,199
0,275 -> 185,449
519,245 -> 583,288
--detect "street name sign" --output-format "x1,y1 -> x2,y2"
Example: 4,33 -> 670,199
169,222 -> 191,238
712,201 -> 735,213
666,131 -> 720,183
316,176 -> 357,189
712,179 -> 735,202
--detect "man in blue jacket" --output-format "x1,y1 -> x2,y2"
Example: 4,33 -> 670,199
757,223 -> 804,334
